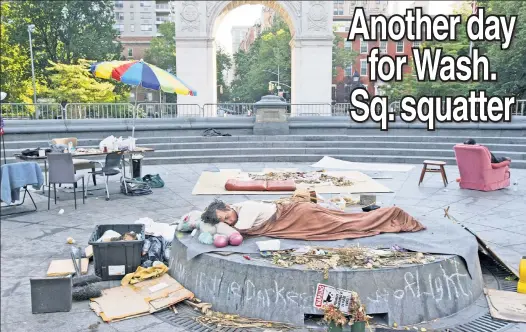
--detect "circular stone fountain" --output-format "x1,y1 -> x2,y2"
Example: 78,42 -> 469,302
169,238 -> 484,327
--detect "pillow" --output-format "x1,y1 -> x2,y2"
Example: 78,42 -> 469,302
267,180 -> 296,191
225,179 -> 267,191
176,210 -> 203,232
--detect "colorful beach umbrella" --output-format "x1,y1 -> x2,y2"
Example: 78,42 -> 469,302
90,59 -> 196,137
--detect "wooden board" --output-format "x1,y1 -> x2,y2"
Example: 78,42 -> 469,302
191,169 -> 392,195
46,258 -> 89,276
485,288 -> 526,323
85,245 -> 93,259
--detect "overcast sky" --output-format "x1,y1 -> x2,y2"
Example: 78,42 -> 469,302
215,1 -> 458,54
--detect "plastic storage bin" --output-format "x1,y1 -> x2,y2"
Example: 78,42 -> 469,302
88,224 -> 145,281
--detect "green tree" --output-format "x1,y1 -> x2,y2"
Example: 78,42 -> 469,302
332,29 -> 357,78
482,1 -> 526,97
44,60 -> 129,103
144,22 -> 176,72
231,16 -> 292,102
216,46 -> 232,102
7,0 -> 121,77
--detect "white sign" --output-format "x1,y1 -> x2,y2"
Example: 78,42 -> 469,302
313,283 -> 353,314
108,265 -> 126,276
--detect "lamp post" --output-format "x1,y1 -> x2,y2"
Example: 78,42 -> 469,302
27,24 -> 38,116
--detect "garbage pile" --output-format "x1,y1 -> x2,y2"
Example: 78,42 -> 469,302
248,171 -> 354,187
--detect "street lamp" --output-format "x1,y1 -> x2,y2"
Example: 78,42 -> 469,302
27,24 -> 37,111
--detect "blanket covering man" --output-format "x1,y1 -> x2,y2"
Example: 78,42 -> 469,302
201,200 -> 425,240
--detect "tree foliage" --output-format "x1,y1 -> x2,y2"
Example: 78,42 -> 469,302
216,46 -> 232,102
144,22 -> 176,72
333,28 -> 357,78
230,17 -> 292,102
7,0 -> 121,77
44,60 -> 129,103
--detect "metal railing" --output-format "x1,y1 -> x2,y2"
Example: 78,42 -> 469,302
137,103 -> 202,118
0,103 -> 63,119
2,100 -> 525,120
64,103 -> 136,119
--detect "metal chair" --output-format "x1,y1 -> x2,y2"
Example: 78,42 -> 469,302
51,137 -> 97,185
87,151 -> 125,201
47,153 -> 85,210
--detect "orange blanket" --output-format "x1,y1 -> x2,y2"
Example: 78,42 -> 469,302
243,202 -> 425,240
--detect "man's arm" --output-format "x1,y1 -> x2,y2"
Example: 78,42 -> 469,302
216,222 -> 239,237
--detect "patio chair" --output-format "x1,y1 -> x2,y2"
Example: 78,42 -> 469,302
87,151 -> 125,201
47,153 -> 85,210
51,137 -> 97,186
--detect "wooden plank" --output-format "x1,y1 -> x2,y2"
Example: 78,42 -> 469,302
46,258 -> 89,276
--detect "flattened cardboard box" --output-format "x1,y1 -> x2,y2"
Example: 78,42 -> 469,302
90,274 -> 194,322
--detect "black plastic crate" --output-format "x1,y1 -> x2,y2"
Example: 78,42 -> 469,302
88,224 -> 145,281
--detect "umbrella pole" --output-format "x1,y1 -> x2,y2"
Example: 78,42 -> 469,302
132,85 -> 138,138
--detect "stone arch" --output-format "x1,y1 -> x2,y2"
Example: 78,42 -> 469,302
174,1 -> 334,115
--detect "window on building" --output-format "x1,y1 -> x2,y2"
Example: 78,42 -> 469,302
396,41 -> 404,53
140,1 -> 151,7
128,48 -> 133,57
333,0 -> 344,15
344,40 -> 352,49
115,12 -> 124,20
345,66 -> 352,76
360,59 -> 367,76
360,38 -> 368,54
413,41 -> 421,48
141,24 -> 153,31
114,24 -> 124,33
130,2 -> 133,8
140,12 -> 151,19
379,40 -> 387,53
130,12 -> 134,20
114,0 -> 123,8
147,92 -> 153,101
130,24 -> 135,32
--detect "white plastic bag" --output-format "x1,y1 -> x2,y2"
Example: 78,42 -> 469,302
99,135 -> 116,151
119,137 -> 137,151
135,217 -> 176,242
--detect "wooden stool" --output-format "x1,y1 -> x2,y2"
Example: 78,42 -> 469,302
419,160 -> 448,187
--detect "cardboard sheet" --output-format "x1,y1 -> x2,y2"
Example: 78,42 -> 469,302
90,274 -> 194,322
47,258 -> 89,276
485,288 -> 526,323
192,169 -> 391,195
311,156 -> 415,172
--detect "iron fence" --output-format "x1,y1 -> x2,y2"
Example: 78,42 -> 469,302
513,99 -> 526,116
203,103 -> 256,117
138,103 -> 202,118
64,103 -> 136,119
0,103 -> 63,119
289,104 -> 333,116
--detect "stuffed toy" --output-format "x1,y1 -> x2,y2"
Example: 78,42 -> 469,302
177,210 -> 243,248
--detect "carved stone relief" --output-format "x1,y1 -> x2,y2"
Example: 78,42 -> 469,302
206,2 -> 215,17
289,1 -> 301,17
307,1 -> 328,31
180,1 -> 201,32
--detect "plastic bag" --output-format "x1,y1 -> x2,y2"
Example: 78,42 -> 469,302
119,137 -> 136,150
99,135 -> 116,151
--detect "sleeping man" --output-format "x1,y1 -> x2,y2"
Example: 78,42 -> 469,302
201,199 -> 425,241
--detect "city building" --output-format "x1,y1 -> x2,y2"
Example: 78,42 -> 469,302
113,0 -> 174,61
332,0 -> 430,102
231,26 -> 252,53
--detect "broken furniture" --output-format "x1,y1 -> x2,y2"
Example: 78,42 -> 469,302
88,224 -> 145,281
453,144 -> 511,191
30,276 -> 72,314
418,160 -> 448,187
51,137 -> 97,186
0,162 -> 42,215
225,179 -> 296,191
47,153 -> 86,210
87,151 -> 125,201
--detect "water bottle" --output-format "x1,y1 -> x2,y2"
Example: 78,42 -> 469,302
68,141 -> 73,153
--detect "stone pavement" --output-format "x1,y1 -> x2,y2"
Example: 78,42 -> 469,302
1,162 -> 525,332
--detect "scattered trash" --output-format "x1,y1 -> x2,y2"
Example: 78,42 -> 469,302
256,239 -> 281,252
393,322 -> 398,328
194,307 -> 295,330
66,237 -> 76,244
58,209 -> 64,214
249,171 -> 354,187
243,255 -> 251,260
121,263 -> 169,286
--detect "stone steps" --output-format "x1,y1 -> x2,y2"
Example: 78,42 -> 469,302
4,135 -> 526,168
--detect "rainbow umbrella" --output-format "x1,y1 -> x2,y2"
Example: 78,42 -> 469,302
90,59 -> 196,137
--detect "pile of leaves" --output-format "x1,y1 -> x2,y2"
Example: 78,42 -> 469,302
268,246 -> 435,279
195,310 -> 295,330
248,171 -> 354,187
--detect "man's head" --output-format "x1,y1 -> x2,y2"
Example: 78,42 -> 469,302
464,138 -> 476,145
201,199 -> 238,226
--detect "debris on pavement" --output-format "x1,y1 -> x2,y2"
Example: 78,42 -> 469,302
485,288 -> 526,323
249,171 -> 354,187
66,237 -> 76,244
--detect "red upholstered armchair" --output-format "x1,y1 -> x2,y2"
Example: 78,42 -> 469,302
453,144 -> 511,191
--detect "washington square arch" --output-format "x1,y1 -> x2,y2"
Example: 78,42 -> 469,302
174,1 -> 334,114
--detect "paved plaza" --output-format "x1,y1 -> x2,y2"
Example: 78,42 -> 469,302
1,162 -> 525,332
